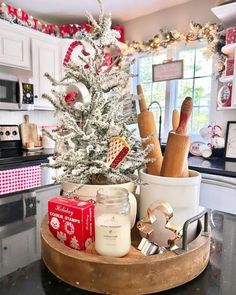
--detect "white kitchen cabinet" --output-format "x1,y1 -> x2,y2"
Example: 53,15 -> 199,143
32,38 -> 60,110
35,184 -> 61,254
0,227 -> 37,277
199,173 -> 236,215
0,26 -> 30,70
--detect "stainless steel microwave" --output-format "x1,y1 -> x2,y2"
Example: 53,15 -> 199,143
0,79 -> 34,110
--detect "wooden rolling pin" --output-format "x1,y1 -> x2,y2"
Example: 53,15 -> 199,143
137,84 -> 163,176
171,109 -> 189,177
161,97 -> 192,177
172,109 -> 180,131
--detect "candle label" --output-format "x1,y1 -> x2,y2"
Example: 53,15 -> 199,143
95,214 -> 131,257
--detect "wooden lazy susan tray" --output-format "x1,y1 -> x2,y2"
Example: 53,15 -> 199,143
41,211 -> 210,295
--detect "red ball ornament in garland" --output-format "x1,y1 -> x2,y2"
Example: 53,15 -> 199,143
65,91 -> 78,105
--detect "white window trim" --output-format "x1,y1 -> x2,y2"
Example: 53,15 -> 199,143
134,41 -> 217,142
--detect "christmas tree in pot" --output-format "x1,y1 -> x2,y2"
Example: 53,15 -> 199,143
43,0 -> 151,188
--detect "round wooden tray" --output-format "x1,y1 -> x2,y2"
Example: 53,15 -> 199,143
41,215 -> 210,295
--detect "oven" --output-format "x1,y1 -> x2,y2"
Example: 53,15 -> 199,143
0,190 -> 37,238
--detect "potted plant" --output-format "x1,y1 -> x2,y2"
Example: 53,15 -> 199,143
42,0 -> 151,226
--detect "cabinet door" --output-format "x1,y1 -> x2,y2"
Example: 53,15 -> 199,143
0,28 -> 30,69
32,39 -> 59,110
36,184 -> 61,253
1,228 -> 37,277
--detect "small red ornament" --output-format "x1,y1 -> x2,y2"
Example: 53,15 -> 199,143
65,91 -> 78,105
103,48 -> 112,67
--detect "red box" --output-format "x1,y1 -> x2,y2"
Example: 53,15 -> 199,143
48,196 -> 95,250
225,58 -> 234,76
226,27 -> 236,44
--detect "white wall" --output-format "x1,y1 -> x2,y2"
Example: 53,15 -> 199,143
124,0 -> 236,133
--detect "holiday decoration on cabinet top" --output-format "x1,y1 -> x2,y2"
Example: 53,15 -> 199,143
0,1 -> 124,41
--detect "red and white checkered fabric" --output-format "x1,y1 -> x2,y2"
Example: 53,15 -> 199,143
0,165 -> 41,195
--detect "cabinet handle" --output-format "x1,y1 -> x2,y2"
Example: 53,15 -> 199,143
34,95 -> 38,98
3,246 -> 8,250
37,200 -> 40,204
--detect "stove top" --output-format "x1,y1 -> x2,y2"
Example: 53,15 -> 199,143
0,125 -> 23,159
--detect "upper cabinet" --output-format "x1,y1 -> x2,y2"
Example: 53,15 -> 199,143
0,19 -> 68,110
211,2 -> 236,27
32,38 -> 60,110
0,26 -> 30,70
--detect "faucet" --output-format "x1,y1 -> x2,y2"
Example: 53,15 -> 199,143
148,101 -> 162,143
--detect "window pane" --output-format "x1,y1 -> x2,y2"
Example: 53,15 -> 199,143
141,83 -> 152,106
151,82 -> 166,131
193,77 -> 211,107
139,56 -> 152,83
153,53 -> 167,65
179,49 -> 195,78
195,48 -> 212,77
152,82 -> 166,107
191,107 -> 209,134
176,79 -> 194,107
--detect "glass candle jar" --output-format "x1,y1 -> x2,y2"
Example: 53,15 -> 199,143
95,187 -> 131,257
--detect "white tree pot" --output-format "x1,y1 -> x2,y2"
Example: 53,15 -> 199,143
138,169 -> 201,240
62,181 -> 137,228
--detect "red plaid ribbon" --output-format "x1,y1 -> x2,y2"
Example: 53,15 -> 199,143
0,165 -> 41,195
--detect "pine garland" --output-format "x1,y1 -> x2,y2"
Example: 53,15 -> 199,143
43,0 -> 150,185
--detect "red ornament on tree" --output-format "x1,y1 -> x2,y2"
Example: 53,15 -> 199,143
112,24 -> 125,42
65,91 -> 78,105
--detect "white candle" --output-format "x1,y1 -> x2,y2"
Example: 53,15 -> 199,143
95,213 -> 131,257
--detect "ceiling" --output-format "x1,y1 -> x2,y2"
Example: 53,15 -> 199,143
3,0 -> 191,24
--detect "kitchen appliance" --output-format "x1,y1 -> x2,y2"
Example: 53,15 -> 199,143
0,79 -> 34,110
0,125 -> 22,158
0,190 -> 36,239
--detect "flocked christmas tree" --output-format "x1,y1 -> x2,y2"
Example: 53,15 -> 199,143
43,0 -> 151,185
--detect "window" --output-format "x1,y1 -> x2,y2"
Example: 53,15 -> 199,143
135,43 -> 213,142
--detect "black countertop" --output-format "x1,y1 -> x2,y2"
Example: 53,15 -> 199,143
188,156 -> 236,178
0,149 -> 55,170
0,210 -> 235,295
0,145 -> 235,178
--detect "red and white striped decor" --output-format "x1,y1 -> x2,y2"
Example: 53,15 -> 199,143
0,165 -> 41,195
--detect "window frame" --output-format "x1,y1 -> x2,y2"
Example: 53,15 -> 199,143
134,41 -> 215,142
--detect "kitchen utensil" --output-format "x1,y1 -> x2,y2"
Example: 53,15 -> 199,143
161,97 -> 192,177
171,109 -> 180,131
19,114 -> 40,148
137,84 -> 163,176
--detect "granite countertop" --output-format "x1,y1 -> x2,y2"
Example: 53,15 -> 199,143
188,156 -> 236,178
0,210 -> 235,295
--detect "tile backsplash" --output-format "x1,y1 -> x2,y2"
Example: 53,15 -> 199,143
0,110 -> 58,127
